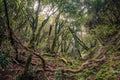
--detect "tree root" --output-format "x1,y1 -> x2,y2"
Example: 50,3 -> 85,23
36,55 -> 106,74
63,55 -> 106,73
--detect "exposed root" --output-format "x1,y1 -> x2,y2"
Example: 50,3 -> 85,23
36,55 -> 106,74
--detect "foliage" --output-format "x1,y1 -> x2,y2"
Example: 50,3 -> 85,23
0,0 -> 120,80
0,49 -> 10,68
54,69 -> 63,80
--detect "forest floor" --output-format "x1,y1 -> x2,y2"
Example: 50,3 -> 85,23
0,33 -> 120,80
0,52 -> 69,80
0,50 -> 120,80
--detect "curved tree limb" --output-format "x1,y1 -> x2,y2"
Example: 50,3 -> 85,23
3,0 -> 46,71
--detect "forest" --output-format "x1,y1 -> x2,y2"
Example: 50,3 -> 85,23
0,0 -> 120,80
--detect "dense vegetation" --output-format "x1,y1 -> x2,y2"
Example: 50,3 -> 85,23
0,0 -> 120,80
